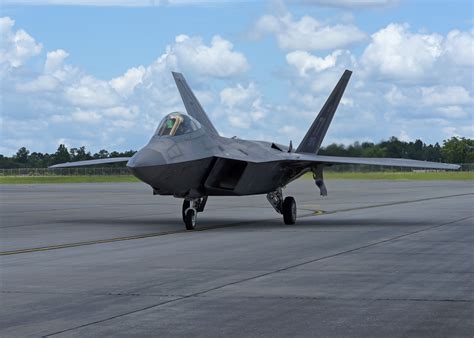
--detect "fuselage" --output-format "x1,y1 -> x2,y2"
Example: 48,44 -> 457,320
127,128 -> 306,198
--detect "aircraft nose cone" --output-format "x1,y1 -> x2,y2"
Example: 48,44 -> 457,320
127,148 -> 166,168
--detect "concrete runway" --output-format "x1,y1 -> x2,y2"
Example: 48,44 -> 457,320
1,179 -> 473,337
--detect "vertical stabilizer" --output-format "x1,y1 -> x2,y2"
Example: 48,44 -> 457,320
296,70 -> 352,153
172,72 -> 219,136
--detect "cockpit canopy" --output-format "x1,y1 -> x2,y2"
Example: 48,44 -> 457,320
155,112 -> 202,137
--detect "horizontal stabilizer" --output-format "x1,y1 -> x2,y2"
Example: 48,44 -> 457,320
49,157 -> 131,169
296,70 -> 352,154
172,72 -> 219,135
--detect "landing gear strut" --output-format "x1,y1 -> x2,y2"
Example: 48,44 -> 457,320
182,197 -> 208,230
266,187 -> 297,225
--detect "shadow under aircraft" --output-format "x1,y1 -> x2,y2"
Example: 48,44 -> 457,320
51,70 -> 460,230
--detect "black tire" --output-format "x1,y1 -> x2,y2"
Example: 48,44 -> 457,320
184,209 -> 197,230
182,200 -> 190,222
282,196 -> 296,225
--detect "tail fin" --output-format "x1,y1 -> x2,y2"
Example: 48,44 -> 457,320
172,72 -> 219,136
296,70 -> 352,153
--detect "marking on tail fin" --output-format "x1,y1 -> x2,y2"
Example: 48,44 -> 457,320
296,70 -> 352,153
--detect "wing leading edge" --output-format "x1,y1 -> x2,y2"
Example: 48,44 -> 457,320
48,157 -> 131,169
296,154 -> 460,170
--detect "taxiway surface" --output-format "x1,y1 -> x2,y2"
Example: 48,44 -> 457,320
1,180 -> 473,337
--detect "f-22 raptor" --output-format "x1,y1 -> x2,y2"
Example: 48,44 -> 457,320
51,70 -> 460,230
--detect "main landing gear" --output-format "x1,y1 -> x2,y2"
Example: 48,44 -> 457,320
266,187 -> 297,225
182,197 -> 208,230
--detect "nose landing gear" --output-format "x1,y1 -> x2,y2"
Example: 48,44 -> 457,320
266,187 -> 297,225
182,197 -> 208,230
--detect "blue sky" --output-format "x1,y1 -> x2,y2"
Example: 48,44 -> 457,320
1,0 -> 473,155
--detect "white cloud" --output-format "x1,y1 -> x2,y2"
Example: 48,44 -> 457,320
399,130 -> 411,142
16,75 -> 59,92
1,15 -> 473,155
44,49 -> 69,73
219,82 -> 267,129
384,85 -> 472,108
220,82 -> 258,107
64,76 -> 121,108
444,29 -> 474,67
71,110 -> 102,123
285,49 -> 356,93
286,50 -> 343,76
278,125 -> 299,137
384,86 -> 408,106
442,125 -> 474,138
110,66 -> 145,97
102,106 -> 139,119
227,115 -> 249,129
361,24 -> 474,83
2,0 -> 234,6
0,17 -> 42,68
421,86 -> 472,107
170,35 -> 248,77
254,13 -> 366,51
289,0 -> 398,8
284,23 -> 473,146
1,17 -> 254,154
361,23 -> 443,81
436,106 -> 468,119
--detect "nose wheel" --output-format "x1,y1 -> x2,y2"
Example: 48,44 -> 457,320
182,197 -> 207,230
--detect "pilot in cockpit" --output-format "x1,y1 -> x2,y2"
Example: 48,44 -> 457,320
155,112 -> 201,137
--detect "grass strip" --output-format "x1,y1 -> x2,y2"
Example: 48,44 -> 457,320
0,171 -> 472,184
0,175 -> 140,184
320,171 -> 474,180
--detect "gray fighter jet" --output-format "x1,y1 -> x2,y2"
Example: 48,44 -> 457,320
50,70 -> 460,230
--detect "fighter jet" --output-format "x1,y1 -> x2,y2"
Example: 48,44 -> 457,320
50,70 -> 460,230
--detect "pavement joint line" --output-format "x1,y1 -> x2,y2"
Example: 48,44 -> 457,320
42,215 -> 471,337
3,192 -> 472,256
0,290 -> 187,298
1,203 -> 276,217
0,208 -> 318,256
317,192 -> 474,215
3,290 -> 471,303
0,203 -> 307,230
0,205 -> 269,229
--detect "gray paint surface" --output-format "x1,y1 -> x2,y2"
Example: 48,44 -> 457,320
1,180 -> 473,337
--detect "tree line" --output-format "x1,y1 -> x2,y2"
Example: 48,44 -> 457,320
1,136 -> 473,169
0,145 -> 137,168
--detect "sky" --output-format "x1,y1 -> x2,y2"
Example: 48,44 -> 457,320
1,0 -> 473,155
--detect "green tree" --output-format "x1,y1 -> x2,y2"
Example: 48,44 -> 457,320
53,144 -> 71,164
380,137 -> 405,158
361,146 -> 386,158
320,143 -> 347,156
441,137 -> 474,164
94,149 -> 109,159
424,143 -> 442,162
70,146 -> 92,161
15,147 -> 30,163
28,152 -> 45,167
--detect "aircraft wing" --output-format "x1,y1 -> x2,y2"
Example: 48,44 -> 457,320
295,154 -> 460,170
48,157 -> 131,169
